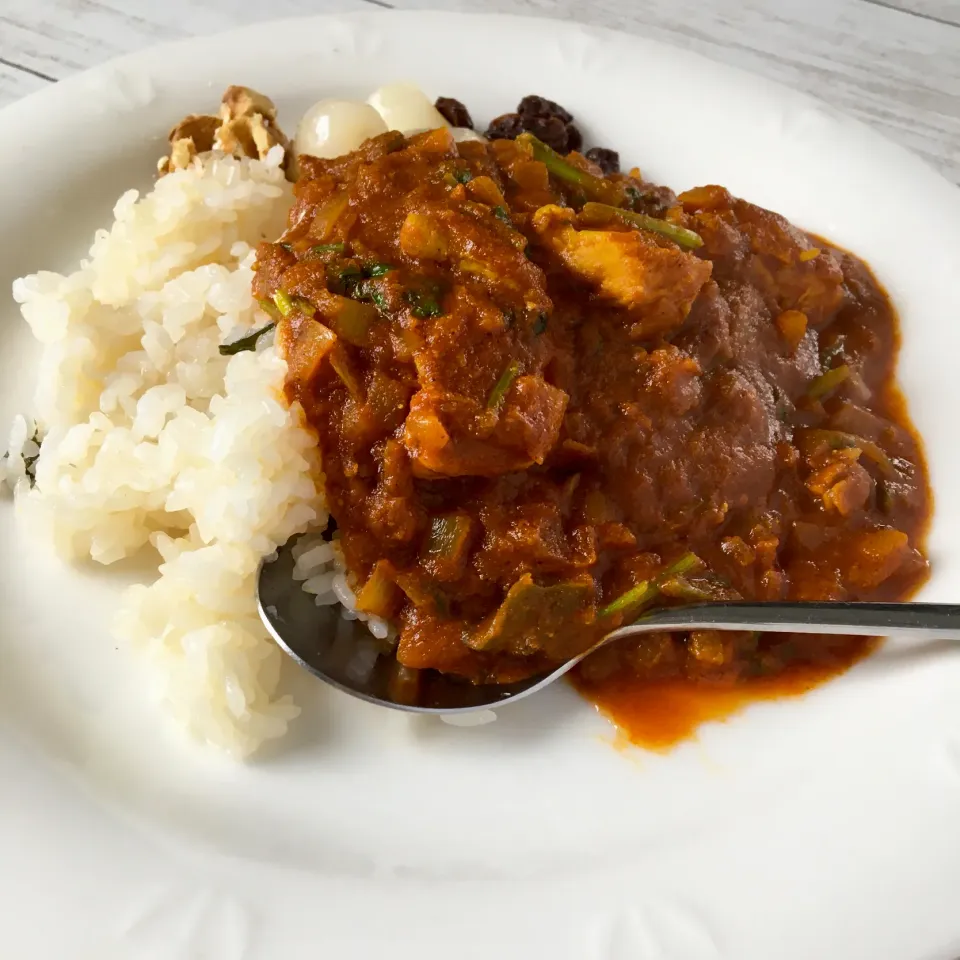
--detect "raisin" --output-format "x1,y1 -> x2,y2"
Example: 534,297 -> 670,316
585,147 -> 620,175
625,182 -> 677,218
485,112 -> 526,140
524,114 -> 572,153
435,96 -> 473,129
485,104 -> 583,155
517,95 -> 573,124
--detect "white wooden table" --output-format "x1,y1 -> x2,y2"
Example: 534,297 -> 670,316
1,0 -> 957,182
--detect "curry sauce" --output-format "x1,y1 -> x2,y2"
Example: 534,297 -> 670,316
254,117 -> 930,746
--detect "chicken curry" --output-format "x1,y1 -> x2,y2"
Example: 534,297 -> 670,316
253,97 -> 930,745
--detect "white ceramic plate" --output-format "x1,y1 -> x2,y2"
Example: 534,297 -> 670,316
2,11 -> 960,959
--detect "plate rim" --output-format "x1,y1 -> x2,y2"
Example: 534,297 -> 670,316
2,10 -> 960,960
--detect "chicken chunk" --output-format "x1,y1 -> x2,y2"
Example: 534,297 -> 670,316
531,204 -> 712,338
402,375 -> 568,478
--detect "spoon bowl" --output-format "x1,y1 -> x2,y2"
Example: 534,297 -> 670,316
258,538 -> 539,713
258,538 -> 960,715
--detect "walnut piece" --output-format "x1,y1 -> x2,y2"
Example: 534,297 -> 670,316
220,85 -> 279,122
168,114 -> 220,151
157,114 -> 220,175
158,86 -> 290,177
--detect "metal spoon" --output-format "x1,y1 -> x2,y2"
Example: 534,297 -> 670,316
258,539 -> 960,715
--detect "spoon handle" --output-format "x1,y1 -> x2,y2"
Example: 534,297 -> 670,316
606,601 -> 960,642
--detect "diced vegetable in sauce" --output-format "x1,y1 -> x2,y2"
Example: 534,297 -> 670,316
424,513 -> 473,565
468,574 -> 595,657
807,364 -> 851,401
356,561 -> 401,618
328,297 -> 379,347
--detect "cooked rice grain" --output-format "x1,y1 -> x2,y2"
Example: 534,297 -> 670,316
8,148 -> 328,756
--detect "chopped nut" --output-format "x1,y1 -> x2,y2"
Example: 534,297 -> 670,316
220,85 -> 279,122
158,114 -> 220,174
157,137 -> 195,175
217,85 -> 288,162
167,114 -> 220,151
158,85 -> 291,177
216,111 -> 288,162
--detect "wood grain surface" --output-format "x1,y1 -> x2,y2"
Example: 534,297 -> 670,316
1,0 -> 957,181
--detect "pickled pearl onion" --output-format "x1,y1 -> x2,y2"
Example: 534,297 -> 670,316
294,99 -> 388,159
367,82 -> 449,134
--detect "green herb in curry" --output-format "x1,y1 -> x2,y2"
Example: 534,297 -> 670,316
3,424 -> 44,487
403,284 -> 444,319
580,202 -> 704,250
487,360 -> 521,411
219,320 -> 277,356
312,242 -> 347,255
272,290 -> 316,318
516,132 -> 622,206
600,552 -> 701,618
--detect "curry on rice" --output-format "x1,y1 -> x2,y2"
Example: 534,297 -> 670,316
253,95 -> 930,739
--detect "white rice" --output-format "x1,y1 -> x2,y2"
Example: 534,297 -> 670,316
290,532 -> 392,639
1,414 -> 35,488
440,711 -> 498,727
3,147 -> 332,757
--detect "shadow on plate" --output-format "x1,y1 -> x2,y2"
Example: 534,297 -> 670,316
257,655 -> 594,765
